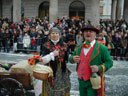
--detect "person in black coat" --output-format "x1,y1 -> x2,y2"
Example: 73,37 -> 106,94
40,27 -> 71,96
112,32 -> 122,59
66,28 -> 76,54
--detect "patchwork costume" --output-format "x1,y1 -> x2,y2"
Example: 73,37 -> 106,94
69,41 -> 113,96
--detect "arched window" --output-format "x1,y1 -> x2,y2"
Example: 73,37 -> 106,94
69,1 -> 85,20
39,1 -> 49,19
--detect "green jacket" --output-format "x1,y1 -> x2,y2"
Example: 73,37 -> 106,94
69,41 -> 113,73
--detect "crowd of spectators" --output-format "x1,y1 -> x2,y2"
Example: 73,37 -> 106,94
0,16 -> 128,60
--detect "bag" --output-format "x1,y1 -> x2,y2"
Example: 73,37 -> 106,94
33,64 -> 53,80
90,72 -> 101,89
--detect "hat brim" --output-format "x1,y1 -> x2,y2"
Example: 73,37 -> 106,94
81,27 -> 99,34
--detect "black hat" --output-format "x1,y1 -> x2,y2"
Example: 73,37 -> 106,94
81,24 -> 99,34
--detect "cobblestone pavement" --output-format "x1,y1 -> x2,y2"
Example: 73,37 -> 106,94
68,60 -> 128,96
0,52 -> 128,96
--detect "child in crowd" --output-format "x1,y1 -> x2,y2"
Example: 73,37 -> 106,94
31,36 -> 37,52
97,33 -> 106,45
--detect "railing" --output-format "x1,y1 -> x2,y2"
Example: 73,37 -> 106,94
0,38 -> 42,53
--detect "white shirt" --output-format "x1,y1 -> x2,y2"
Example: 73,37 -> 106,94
83,40 -> 96,56
41,52 -> 55,64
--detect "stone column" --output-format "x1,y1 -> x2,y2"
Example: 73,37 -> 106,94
89,0 -> 100,26
111,0 -> 117,22
49,0 -> 58,23
116,0 -> 124,20
13,0 -> 21,23
124,0 -> 128,22
0,0 -> 2,17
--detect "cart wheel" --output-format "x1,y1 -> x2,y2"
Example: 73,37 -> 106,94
0,78 -> 25,96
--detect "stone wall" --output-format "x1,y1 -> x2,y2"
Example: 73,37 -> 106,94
2,0 -> 12,19
85,0 -> 100,26
1,0 -> 128,24
1,0 -> 100,25
0,0 -> 2,17
58,0 -> 87,18
22,0 -> 49,18
100,0 -> 111,19
124,0 -> 128,22
58,0 -> 100,25
0,9 -> 1,17
58,0 -> 69,18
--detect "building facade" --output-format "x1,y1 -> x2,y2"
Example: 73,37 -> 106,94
0,0 -> 100,25
0,0 -> 128,25
100,0 -> 112,19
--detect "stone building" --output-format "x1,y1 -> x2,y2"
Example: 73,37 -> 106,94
100,0 -> 112,19
0,0 -> 128,25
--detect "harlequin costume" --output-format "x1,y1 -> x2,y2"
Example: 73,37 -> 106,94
69,25 -> 113,96
40,39 -> 71,96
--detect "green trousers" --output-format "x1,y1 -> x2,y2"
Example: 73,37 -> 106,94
78,78 -> 97,96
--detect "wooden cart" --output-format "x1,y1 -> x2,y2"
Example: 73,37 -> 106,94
0,72 -> 34,96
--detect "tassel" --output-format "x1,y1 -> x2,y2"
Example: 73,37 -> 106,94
48,76 -> 54,86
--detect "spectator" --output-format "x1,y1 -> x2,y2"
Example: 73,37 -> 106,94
31,36 -> 37,51
0,29 -> 3,52
112,32 -> 122,60
76,30 -> 83,46
124,31 -> 128,57
97,33 -> 106,46
23,32 -> 31,53
107,33 -> 114,55
120,32 -> 127,58
1,29 -> 6,52
5,29 -> 11,53
66,28 -> 76,54
2,21 -> 8,31
13,29 -> 18,53
102,31 -> 109,46
17,30 -> 24,53
0,16 -> 127,61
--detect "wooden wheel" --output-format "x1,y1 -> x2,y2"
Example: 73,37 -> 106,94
0,78 -> 25,96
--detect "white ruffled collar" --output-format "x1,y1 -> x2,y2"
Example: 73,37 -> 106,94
51,39 -> 59,45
